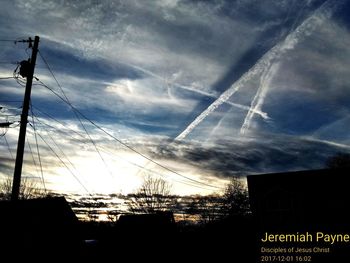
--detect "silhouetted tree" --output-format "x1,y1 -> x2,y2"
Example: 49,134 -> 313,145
326,153 -> 350,169
126,176 -> 174,214
221,176 -> 250,217
0,177 -> 47,200
175,178 -> 250,224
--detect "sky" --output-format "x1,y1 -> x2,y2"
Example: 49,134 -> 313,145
1,0 -> 350,196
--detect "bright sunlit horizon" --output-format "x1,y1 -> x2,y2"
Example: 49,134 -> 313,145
2,126 -> 228,196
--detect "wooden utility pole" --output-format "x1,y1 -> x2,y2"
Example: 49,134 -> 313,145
11,36 -> 39,201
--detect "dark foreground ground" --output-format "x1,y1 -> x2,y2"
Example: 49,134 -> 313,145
2,212 -> 350,262
1,215 -> 256,262
78,215 -> 256,262
0,197 -> 255,262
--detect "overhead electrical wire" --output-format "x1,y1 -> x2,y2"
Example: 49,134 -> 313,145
38,50 -> 215,189
0,105 -> 21,129
33,118 -> 81,172
32,126 -> 93,197
3,58 -> 221,191
38,50 -> 115,180
1,128 -> 41,181
27,140 -> 39,176
32,106 -> 89,141
74,109 -> 223,189
30,110 -> 92,193
27,139 -> 47,192
0,37 -> 38,44
29,103 -> 47,193
0,38 -> 103,199
13,64 -> 27,87
40,80 -> 223,190
36,80 -> 222,190
32,108 -> 215,191
3,134 -> 14,160
36,50 -> 223,190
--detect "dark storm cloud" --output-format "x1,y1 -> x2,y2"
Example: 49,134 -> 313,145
153,135 -> 350,179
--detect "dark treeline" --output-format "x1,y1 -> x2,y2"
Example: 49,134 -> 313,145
71,194 -> 233,223
73,176 -> 254,262
67,175 -> 250,224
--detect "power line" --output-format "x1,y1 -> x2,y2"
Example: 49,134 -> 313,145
110,151 -> 216,190
27,139 -> 39,175
34,127 -> 93,197
32,106 -> 217,191
13,65 -> 27,87
32,117 -> 105,196
72,109 -> 223,189
37,80 -> 222,190
38,50 -> 115,180
31,114 -> 88,184
34,118 -> 79,171
0,38 -> 36,44
3,134 -> 14,160
38,51 -> 64,96
36,51 -> 223,190
32,114 -> 116,191
0,129 -> 45,181
32,106 -> 87,141
31,109 -> 98,194
29,103 -> 47,193
27,139 -> 46,192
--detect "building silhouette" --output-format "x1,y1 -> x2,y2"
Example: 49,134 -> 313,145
0,197 -> 81,260
248,168 -> 350,230
247,168 -> 350,261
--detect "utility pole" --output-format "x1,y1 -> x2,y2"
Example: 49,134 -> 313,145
11,36 -> 39,201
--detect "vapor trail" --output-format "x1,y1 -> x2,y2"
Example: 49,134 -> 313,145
127,63 -> 269,119
175,83 -> 242,141
240,0 -> 342,134
240,63 -> 279,134
175,0 -> 343,141
304,136 -> 350,150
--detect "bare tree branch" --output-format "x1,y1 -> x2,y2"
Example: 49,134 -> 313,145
0,177 -> 48,200
126,175 -> 173,214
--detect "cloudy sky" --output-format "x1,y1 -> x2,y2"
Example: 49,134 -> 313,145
1,0 -> 350,196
